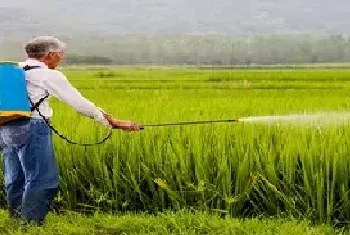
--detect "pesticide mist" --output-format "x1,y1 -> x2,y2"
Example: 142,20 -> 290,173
238,112 -> 350,126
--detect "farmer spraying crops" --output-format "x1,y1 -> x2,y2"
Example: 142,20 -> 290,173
0,36 -> 140,227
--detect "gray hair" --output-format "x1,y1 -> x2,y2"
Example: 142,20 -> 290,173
25,36 -> 66,59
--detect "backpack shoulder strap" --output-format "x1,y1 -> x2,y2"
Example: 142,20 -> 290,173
22,65 -> 50,112
30,93 -> 50,112
23,65 -> 41,71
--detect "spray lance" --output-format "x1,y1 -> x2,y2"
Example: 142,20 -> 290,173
138,118 -> 240,130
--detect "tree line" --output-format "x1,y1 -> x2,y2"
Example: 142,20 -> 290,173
2,34 -> 350,65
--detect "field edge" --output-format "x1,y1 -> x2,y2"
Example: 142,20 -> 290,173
0,209 -> 345,235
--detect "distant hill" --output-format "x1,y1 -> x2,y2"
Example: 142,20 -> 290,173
1,0 -> 350,37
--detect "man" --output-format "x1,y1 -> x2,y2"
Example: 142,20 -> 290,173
0,36 -> 140,226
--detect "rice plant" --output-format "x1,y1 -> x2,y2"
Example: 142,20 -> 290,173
2,69 -> 350,224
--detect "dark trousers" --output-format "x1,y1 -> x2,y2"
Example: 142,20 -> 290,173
0,119 -> 59,223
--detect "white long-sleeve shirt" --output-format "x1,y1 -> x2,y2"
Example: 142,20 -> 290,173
18,59 -> 110,126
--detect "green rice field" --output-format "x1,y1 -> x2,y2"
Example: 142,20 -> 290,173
2,68 -> 350,232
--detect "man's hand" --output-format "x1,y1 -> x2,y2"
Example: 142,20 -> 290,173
104,114 -> 140,131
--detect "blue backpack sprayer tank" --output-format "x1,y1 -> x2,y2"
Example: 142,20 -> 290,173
0,62 -> 32,125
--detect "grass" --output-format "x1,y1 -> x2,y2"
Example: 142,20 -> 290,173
0,210 -> 344,235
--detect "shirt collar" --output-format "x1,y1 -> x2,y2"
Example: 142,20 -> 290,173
19,59 -> 49,69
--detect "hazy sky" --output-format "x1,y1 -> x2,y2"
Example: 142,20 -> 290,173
2,0 -> 350,36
